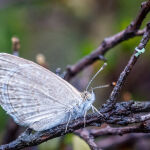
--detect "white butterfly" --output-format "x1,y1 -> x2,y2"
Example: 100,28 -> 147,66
0,53 -> 105,131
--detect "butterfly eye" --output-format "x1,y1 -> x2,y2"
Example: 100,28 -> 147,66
81,91 -> 92,101
86,93 -> 92,101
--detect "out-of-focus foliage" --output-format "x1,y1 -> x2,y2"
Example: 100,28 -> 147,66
72,135 -> 90,150
0,0 -> 150,150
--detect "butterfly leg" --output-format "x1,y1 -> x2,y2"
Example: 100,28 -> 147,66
91,105 -> 103,116
91,105 -> 95,113
65,112 -> 72,133
84,111 -> 87,128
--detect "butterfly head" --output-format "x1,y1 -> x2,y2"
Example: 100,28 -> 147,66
81,91 -> 95,104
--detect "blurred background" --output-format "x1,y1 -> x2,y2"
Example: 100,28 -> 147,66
0,0 -> 150,150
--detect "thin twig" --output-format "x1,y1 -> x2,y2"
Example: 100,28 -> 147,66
64,1 -> 150,81
11,37 -> 20,56
75,129 -> 101,150
104,22 -> 150,111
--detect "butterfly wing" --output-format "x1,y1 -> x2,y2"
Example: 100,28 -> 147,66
0,53 -> 82,131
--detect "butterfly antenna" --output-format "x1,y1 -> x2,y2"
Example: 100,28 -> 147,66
91,84 -> 110,91
86,62 -> 107,91
90,81 -> 116,91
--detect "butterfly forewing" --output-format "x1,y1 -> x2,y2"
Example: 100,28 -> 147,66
0,53 -> 82,131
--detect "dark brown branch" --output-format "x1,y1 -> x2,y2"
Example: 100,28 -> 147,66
75,129 -> 101,150
97,133 -> 150,150
105,22 -> 150,111
1,100 -> 150,150
64,1 -> 150,81
136,27 -> 146,35
75,121 -> 150,138
74,121 -> 150,150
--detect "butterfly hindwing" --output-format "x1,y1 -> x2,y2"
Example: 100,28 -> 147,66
0,53 -> 82,131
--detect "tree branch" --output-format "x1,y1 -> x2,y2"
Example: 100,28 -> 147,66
104,22 -> 150,111
74,121 -> 150,150
1,100 -> 150,150
75,129 -> 101,150
64,1 -> 150,81
75,121 -> 150,138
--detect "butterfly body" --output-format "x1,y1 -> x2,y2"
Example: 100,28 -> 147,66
0,53 -> 95,131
